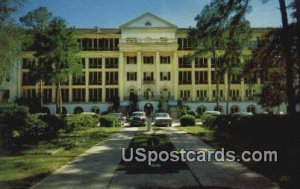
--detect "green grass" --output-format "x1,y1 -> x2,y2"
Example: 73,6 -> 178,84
0,127 -> 120,189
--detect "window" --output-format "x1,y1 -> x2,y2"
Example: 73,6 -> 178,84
22,89 -> 36,99
230,89 -> 240,100
73,72 -> 85,85
179,71 -> 191,84
180,90 -> 190,100
80,58 -> 86,68
160,56 -> 170,64
143,72 -> 154,81
89,89 -> 102,102
246,89 -> 255,100
127,72 -> 137,81
89,58 -> 102,68
195,71 -> 208,84
160,72 -> 171,81
43,89 -> 52,103
105,58 -> 118,68
211,71 -> 224,84
212,90 -> 224,98
89,72 -> 102,85
177,38 -> 194,50
195,57 -> 208,68
231,105 -> 240,114
22,72 -> 35,85
231,74 -> 241,84
196,90 -> 207,99
179,57 -> 191,68
247,105 -> 256,113
79,38 -> 119,51
211,58 -> 221,68
72,89 -> 85,102
106,88 -> 118,101
22,58 -> 36,69
105,72 -> 118,85
127,56 -> 137,64
143,56 -> 153,64
61,89 -> 69,102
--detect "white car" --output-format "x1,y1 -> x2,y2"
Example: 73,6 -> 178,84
130,111 -> 147,126
153,112 -> 172,127
202,111 -> 221,116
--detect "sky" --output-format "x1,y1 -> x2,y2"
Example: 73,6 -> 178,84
13,0 -> 294,29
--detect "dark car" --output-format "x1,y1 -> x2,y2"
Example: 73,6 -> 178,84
130,111 -> 146,126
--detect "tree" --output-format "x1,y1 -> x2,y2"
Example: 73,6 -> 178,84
20,7 -> 53,108
191,0 -> 227,108
128,92 -> 138,115
0,0 -> 25,83
278,0 -> 296,114
34,17 -> 81,114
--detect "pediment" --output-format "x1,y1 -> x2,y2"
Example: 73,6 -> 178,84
120,12 -> 177,29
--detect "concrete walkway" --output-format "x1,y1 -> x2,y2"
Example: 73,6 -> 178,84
157,127 -> 280,189
31,127 -> 139,189
31,126 -> 280,189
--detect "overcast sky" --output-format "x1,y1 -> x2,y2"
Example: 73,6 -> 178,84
13,0 -> 294,28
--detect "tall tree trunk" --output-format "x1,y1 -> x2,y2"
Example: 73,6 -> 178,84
226,58 -> 233,115
296,0 -> 300,100
212,41 -> 220,109
278,0 -> 296,114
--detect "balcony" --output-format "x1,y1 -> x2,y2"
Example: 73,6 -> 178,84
120,38 -> 177,45
143,79 -> 155,84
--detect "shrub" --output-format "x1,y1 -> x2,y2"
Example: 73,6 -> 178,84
100,115 -> 119,127
200,113 -> 219,127
64,114 -> 100,132
180,114 -> 196,126
39,115 -> 65,137
0,105 -> 48,147
186,110 -> 196,117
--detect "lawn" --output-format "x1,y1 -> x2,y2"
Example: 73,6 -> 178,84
0,127 -> 120,189
177,125 -> 300,188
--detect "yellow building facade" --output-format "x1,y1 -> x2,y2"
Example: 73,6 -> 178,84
1,13 -> 284,115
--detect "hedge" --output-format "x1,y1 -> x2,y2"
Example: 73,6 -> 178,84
64,114 -> 100,132
100,115 -> 119,127
180,114 -> 196,126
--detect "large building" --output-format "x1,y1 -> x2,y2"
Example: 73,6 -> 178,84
0,13 -> 287,115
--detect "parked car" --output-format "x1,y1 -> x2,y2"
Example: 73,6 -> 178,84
130,111 -> 147,126
153,112 -> 172,127
202,111 -> 221,116
233,112 -> 253,116
109,112 -> 126,126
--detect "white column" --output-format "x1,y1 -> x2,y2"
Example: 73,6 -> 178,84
85,59 -> 89,103
119,52 -> 124,100
224,73 -> 228,100
102,57 -> 106,102
68,74 -> 72,102
173,51 -> 178,100
155,51 -> 160,97
208,58 -> 212,101
137,51 -> 142,97
191,59 -> 196,101
241,78 -> 245,101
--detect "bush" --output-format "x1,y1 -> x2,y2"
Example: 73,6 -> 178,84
100,115 -> 119,127
64,114 -> 100,132
39,115 -> 65,137
200,113 -> 219,127
180,114 -> 196,126
186,110 -> 196,117
0,105 -> 48,147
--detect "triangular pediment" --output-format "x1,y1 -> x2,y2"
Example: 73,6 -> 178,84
120,12 -> 177,29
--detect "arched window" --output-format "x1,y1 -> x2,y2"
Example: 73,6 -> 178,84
214,105 -> 223,113
91,106 -> 100,114
62,107 -> 67,115
74,106 -> 83,114
247,105 -> 256,113
230,105 -> 240,114
41,107 -> 50,114
197,106 -> 207,115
